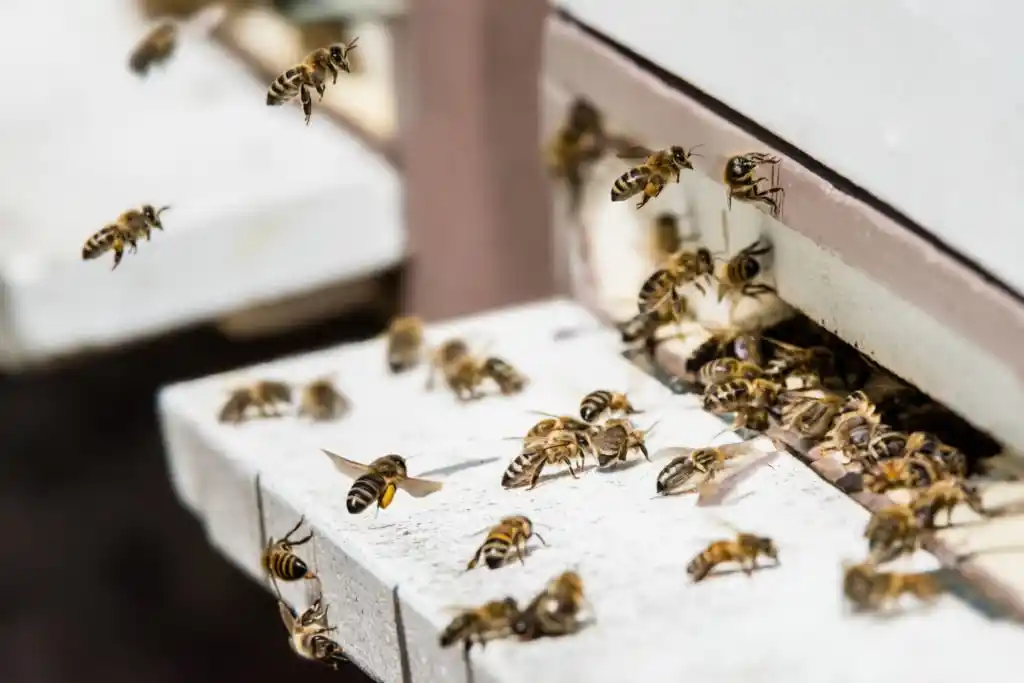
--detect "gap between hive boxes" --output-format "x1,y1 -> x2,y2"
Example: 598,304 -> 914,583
159,299 -> 1024,683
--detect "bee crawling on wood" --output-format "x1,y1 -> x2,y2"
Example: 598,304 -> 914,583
218,380 -> 292,424
443,355 -> 528,400
579,389 -> 642,423
82,204 -> 170,270
514,570 -> 588,640
778,387 -> 846,441
714,237 -> 777,303
687,528 -> 779,582
842,561 -> 941,613
702,377 -> 781,432
128,20 -> 177,77
385,315 -> 424,373
910,478 -> 985,528
466,515 -> 547,571
864,504 -> 923,563
723,152 -> 785,217
440,598 -> 521,653
860,431 -> 961,494
591,418 -> 652,468
278,595 -> 348,669
655,438 -> 771,500
502,429 -> 588,490
262,516 -> 318,583
425,338 -> 471,391
297,377 -> 350,422
321,452 -> 443,514
266,37 -> 359,125
611,144 -> 702,209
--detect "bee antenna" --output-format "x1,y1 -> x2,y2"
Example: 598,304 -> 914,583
156,205 -> 171,217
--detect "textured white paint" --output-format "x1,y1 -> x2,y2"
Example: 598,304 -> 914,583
556,0 -> 1024,297
159,299 -> 1024,683
0,0 -> 403,367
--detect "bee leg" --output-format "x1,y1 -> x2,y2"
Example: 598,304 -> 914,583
111,243 -> 125,270
300,85 -> 313,125
466,548 -> 483,571
527,464 -> 545,490
740,283 -> 777,300
316,81 -> 327,101
517,539 -> 528,565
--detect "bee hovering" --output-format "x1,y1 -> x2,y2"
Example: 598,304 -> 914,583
128,20 -> 177,77
82,204 -> 170,270
714,238 -> 777,303
321,451 -> 443,514
546,97 -> 607,217
611,144 -> 702,209
266,37 -> 359,125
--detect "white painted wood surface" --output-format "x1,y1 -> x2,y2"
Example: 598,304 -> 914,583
0,0 -> 403,367
555,0 -> 1024,298
158,299 -> 1024,683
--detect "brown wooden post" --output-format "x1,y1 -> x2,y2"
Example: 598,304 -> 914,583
400,0 -> 554,321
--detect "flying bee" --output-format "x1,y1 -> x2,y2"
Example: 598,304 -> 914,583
514,570 -> 588,640
217,380 -> 292,423
864,504 -> 923,563
278,596 -> 347,669
697,357 -> 764,387
714,238 -> 777,302
723,152 -> 785,217
687,531 -> 779,582
591,418 -> 652,467
466,515 -> 547,570
262,516 -> 317,583
297,377 -> 350,421
636,247 -> 717,319
611,144 -> 702,209
702,378 -> 781,432
321,452 -> 443,514
546,97 -> 607,216
579,389 -> 642,423
439,598 -> 521,653
266,37 -> 359,125
425,338 -> 470,390
502,430 -> 587,490
842,562 -> 941,612
385,316 -> 424,373
910,479 -> 985,528
655,439 -> 766,497
82,204 -> 170,270
520,413 -> 594,443
778,388 -> 845,440
128,20 -> 177,76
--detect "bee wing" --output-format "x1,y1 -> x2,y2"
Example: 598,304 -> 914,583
321,449 -> 372,480
651,446 -> 695,462
715,440 -> 763,459
278,599 -> 298,631
697,450 -> 781,507
610,138 -> 652,159
397,476 -> 444,498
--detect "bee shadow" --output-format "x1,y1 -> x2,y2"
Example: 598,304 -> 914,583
420,457 -> 503,478
596,458 -> 647,474
533,463 -> 599,487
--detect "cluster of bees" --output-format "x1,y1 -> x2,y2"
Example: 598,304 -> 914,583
81,16 -> 360,269
217,377 -> 350,424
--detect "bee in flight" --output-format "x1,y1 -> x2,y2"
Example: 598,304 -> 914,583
266,37 -> 359,125
655,438 -> 770,501
439,597 -> 521,653
579,389 -> 642,423
636,247 -> 716,322
702,377 -> 781,432
591,418 -> 652,468
262,516 -> 318,583
321,452 -> 443,514
714,238 -> 777,302
686,529 -> 779,582
723,152 -> 785,217
297,377 -> 350,422
514,570 -> 588,640
217,380 -> 292,424
385,316 -> 425,373
611,144 -> 702,209
466,515 -> 547,571
546,97 -> 607,217
82,204 -> 170,270
842,561 -> 941,612
128,20 -> 177,77
278,594 -> 348,669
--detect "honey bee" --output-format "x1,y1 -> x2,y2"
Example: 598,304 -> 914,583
861,450 -> 946,494
466,515 -> 547,570
864,504 -> 922,563
778,388 -> 845,440
714,238 -> 776,302
590,418 -> 652,467
697,357 -> 764,387
501,430 -> 587,490
723,152 -> 785,217
686,531 -> 779,582
650,212 -> 684,262
82,204 -> 170,270
862,425 -> 908,465
611,145 -> 702,209
901,431 -> 969,479
426,338 -> 471,390
266,37 -> 359,125
321,452 -> 443,514
439,598 -> 521,653
297,378 -> 350,421
278,596 -> 347,669
521,413 -> 594,442
217,380 -> 292,424
128,21 -> 177,76
842,562 -> 941,612
762,338 -> 836,381
819,391 -> 883,462
910,479 -> 985,528
702,378 -> 781,431
442,355 -> 526,400
636,247 -> 716,319
262,516 -> 318,583
513,570 -> 587,640
617,307 -> 678,355
546,98 -> 607,216
579,389 -> 641,423
482,357 -> 528,395
655,439 -> 764,496
386,316 -> 425,373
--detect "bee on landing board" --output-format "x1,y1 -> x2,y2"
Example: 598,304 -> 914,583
385,316 -> 425,373
502,429 -> 588,490
321,452 -> 443,514
687,530 -> 779,582
128,21 -> 177,77
82,204 -> 170,270
521,412 -> 594,443
425,338 -> 471,391
702,377 -> 781,432
297,377 -> 350,422
217,380 -> 292,424
514,570 -> 588,640
611,144 -> 702,209
696,357 -> 764,387
579,389 -> 642,423
864,504 -> 923,563
655,439 -> 768,498
278,595 -> 348,669
442,355 -> 528,401
466,515 -> 547,571
723,152 -> 785,217
910,479 -> 985,529
262,516 -> 318,583
842,562 -> 941,612
714,238 -> 777,303
439,598 -> 521,653
590,418 -> 652,467
266,37 -> 358,125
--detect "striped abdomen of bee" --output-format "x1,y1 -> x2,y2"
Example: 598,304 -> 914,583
910,479 -> 984,528
697,358 -> 764,387
579,390 -> 640,423
346,472 -> 396,514
502,432 -> 583,489
482,357 -> 527,395
262,517 -> 316,582
686,533 -> 778,582
610,164 -> 665,205
267,61 -> 323,124
637,268 -> 685,320
701,378 -> 779,415
842,563 -> 940,611
864,504 -> 921,563
439,598 -> 520,651
466,515 -> 546,570
82,223 -> 128,262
